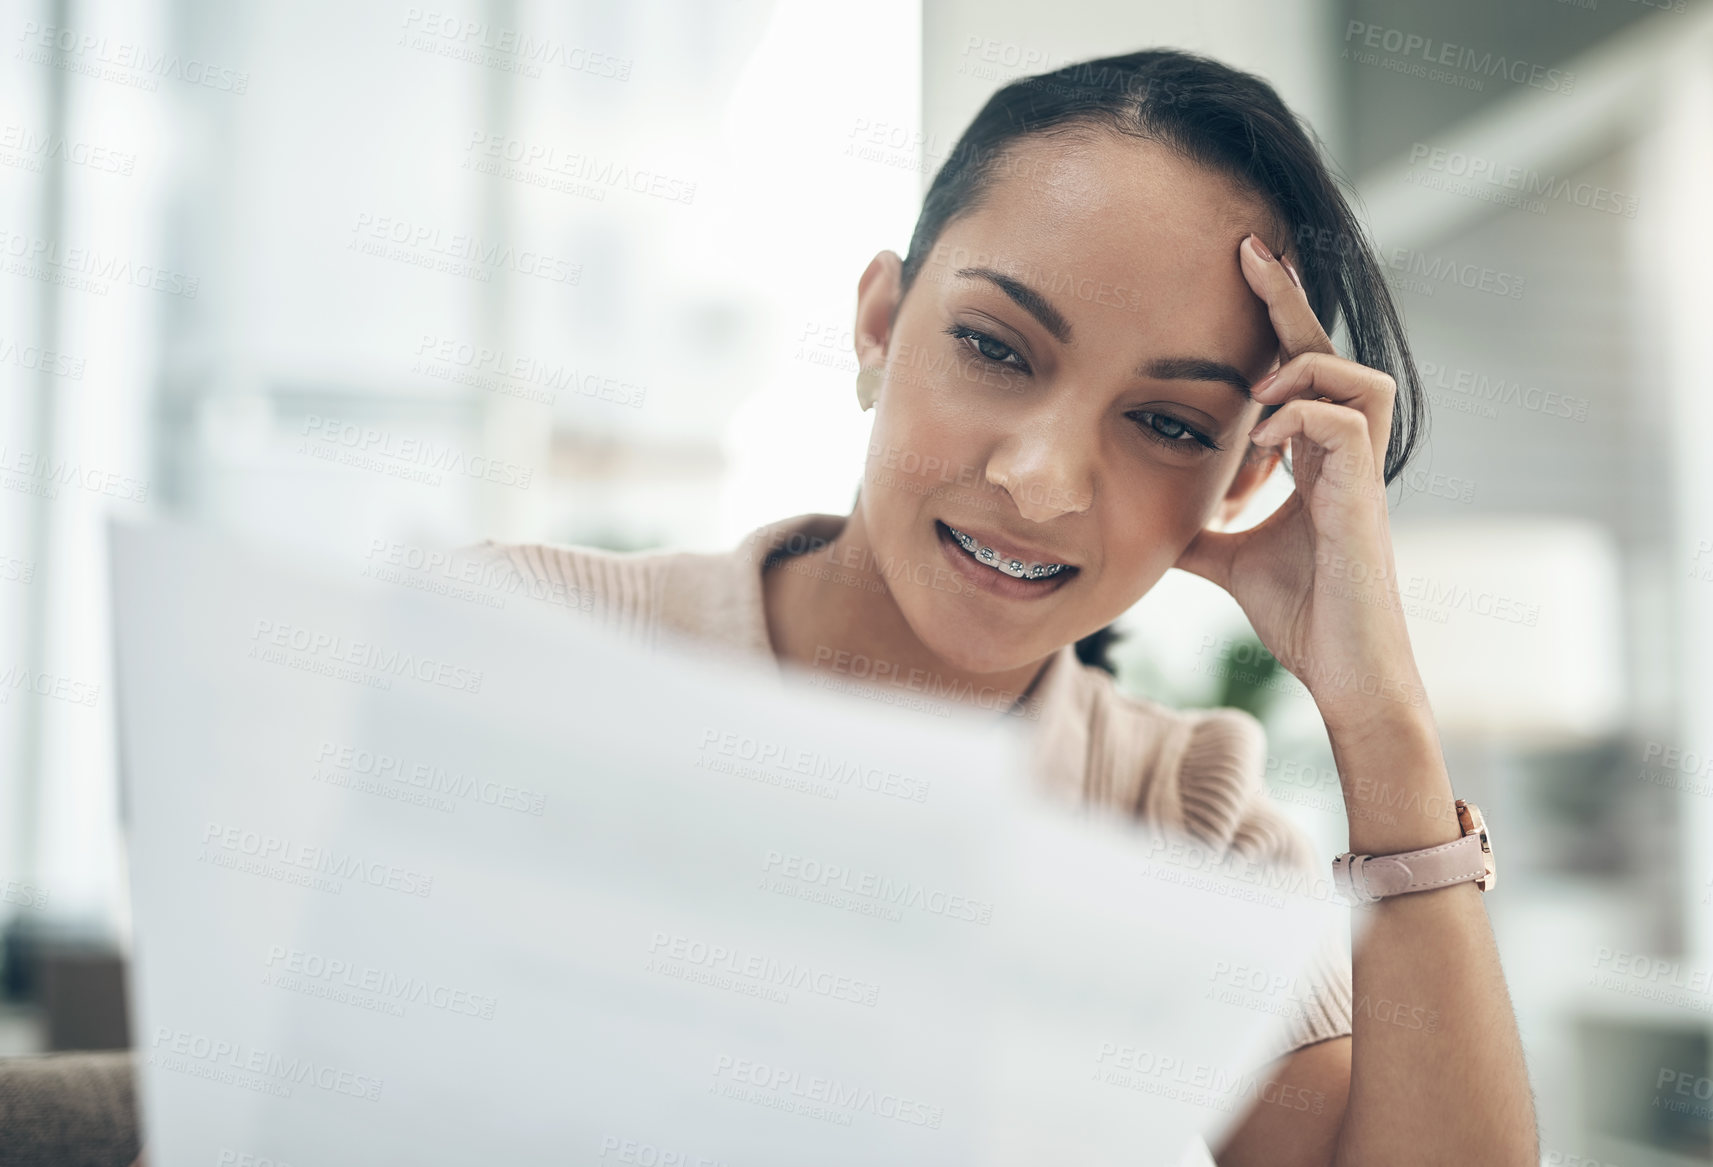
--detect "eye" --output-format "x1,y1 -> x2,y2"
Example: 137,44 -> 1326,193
1129,410 -> 1223,452
944,325 -> 1031,373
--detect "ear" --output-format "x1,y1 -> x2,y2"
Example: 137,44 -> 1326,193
853,250 -> 904,370
1212,440 -> 1282,528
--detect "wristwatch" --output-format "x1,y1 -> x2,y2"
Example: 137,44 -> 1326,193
1331,799 -> 1495,906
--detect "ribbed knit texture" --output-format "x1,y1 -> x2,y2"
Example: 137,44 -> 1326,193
479,512 -> 1354,1056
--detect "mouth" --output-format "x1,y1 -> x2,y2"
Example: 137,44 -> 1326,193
934,520 -> 1079,597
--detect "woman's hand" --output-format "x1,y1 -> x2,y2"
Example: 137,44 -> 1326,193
1176,234 -> 1426,740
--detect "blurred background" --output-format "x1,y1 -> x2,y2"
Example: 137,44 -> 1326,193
2,0 -> 1711,1161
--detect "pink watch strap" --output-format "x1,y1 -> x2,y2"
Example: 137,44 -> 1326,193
1331,833 -> 1488,905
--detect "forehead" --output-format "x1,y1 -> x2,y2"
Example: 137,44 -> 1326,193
924,131 -> 1279,368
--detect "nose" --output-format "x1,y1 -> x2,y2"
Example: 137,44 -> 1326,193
985,413 -> 1095,523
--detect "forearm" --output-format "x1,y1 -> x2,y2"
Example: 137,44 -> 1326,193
1325,707 -> 1538,1165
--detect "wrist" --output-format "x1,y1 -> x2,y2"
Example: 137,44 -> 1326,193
1331,713 -> 1462,854
1308,664 -> 1432,738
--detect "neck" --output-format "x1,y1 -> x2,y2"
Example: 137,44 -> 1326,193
760,507 -> 1056,717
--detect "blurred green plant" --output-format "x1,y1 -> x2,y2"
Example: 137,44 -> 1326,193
1211,633 -> 1286,723
1109,628 -> 1284,724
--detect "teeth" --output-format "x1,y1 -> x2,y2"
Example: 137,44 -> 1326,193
945,525 -> 1069,580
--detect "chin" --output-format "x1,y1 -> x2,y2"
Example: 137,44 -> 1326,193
900,594 -> 1055,675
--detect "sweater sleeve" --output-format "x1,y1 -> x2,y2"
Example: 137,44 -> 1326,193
1179,710 -> 1354,1058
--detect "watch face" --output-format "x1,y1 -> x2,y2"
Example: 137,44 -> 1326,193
1458,800 -> 1496,892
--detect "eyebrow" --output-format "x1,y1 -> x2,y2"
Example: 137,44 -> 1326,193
953,266 -> 1252,400
1141,356 -> 1253,400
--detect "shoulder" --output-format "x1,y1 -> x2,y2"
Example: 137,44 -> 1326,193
463,525 -> 788,660
457,537 -> 676,647
470,537 -> 692,599
1068,664 -> 1311,871
467,538 -> 669,624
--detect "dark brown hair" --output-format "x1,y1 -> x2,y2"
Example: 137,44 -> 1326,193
895,49 -> 1426,673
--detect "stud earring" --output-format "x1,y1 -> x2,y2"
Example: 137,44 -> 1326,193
855,365 -> 883,412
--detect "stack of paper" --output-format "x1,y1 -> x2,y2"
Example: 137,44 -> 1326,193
111,522 -> 1344,1166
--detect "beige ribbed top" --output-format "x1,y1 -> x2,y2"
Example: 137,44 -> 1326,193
479,511 -> 1353,1056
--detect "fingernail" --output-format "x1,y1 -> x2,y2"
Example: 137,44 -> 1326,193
1253,371 -> 1278,397
1248,234 -> 1274,263
1282,259 -> 1303,290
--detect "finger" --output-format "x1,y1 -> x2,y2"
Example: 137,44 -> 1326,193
1253,352 -> 1397,473
1249,400 -> 1383,509
1240,234 -> 1336,362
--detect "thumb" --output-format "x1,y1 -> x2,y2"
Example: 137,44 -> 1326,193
1175,526 -> 1240,591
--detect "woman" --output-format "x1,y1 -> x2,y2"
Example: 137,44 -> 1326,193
485,49 -> 1538,1165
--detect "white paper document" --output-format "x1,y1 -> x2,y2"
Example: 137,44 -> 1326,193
110,521 -> 1347,1166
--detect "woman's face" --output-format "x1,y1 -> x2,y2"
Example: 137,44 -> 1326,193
853,130 -> 1285,675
